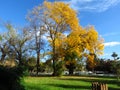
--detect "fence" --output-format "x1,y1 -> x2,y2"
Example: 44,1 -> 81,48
92,82 -> 108,90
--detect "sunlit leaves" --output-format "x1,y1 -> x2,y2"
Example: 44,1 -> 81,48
64,26 -> 104,69
44,1 -> 79,31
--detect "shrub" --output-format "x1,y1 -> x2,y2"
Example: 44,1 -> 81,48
0,65 -> 25,90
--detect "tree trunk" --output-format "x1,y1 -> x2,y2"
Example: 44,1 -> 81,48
0,54 -> 6,64
18,53 -> 22,65
67,63 -> 75,75
69,67 -> 74,75
36,52 -> 40,76
52,57 -> 57,76
52,40 -> 57,76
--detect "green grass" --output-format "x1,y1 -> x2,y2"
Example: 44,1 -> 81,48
23,76 -> 120,90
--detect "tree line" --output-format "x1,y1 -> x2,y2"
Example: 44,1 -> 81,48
0,1 -> 104,76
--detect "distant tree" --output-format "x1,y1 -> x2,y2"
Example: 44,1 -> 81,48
116,61 -> 120,80
111,52 -> 118,60
93,58 -> 110,72
110,61 -> 120,80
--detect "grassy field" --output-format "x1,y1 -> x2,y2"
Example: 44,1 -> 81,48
23,76 -> 120,90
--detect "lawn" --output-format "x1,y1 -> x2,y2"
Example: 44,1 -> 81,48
23,76 -> 120,90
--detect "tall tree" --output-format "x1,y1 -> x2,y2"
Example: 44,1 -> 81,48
27,5 -> 46,75
43,1 -> 79,76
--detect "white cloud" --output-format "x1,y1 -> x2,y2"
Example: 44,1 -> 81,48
64,0 -> 120,12
104,42 -> 120,47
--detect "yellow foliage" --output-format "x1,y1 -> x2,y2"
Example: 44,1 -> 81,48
43,1 -> 104,68
86,54 -> 96,69
66,60 -> 77,65
44,1 -> 79,31
64,25 -> 104,68
83,26 -> 104,55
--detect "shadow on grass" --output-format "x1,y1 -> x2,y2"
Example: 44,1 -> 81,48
25,86 -> 43,90
45,84 -> 90,90
25,85 -> 50,90
58,77 -> 120,90
31,74 -> 53,77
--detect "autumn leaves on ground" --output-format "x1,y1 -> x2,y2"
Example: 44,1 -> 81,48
0,1 -> 119,90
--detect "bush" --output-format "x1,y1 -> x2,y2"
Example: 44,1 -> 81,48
55,61 -> 65,76
0,65 -> 25,90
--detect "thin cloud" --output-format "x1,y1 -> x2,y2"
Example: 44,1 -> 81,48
103,53 -> 110,56
102,32 -> 120,37
100,53 -> 111,58
63,0 -> 120,12
104,42 -> 120,47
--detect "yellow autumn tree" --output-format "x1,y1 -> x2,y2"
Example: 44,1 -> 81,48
43,1 -> 80,76
63,26 -> 84,75
84,26 -> 104,70
63,26 -> 104,74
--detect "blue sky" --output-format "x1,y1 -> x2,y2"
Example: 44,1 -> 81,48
0,0 -> 120,59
